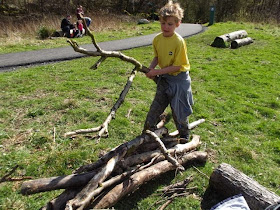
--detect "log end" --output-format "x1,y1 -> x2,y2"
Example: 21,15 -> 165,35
211,37 -> 228,48
21,181 -> 34,195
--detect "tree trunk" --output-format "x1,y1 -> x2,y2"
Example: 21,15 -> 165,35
211,30 -> 248,48
209,163 -> 280,210
231,37 -> 253,49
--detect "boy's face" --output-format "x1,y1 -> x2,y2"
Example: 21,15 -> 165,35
160,16 -> 180,37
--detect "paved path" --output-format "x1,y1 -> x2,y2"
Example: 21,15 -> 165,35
0,23 -> 205,72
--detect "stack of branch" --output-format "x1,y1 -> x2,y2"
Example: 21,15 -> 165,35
211,30 -> 253,49
21,123 -> 207,209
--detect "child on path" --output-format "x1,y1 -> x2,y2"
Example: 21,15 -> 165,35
143,0 -> 193,140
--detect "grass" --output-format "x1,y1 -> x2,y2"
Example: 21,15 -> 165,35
0,21 -> 279,209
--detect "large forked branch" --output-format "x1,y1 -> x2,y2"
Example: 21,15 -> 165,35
67,17 -> 149,74
64,17 -> 150,140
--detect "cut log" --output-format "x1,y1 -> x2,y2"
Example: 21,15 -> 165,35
21,171 -> 97,195
231,37 -> 254,49
211,30 -> 248,48
209,163 -> 280,210
91,151 -> 207,209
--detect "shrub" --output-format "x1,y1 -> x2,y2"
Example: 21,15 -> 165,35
37,26 -> 53,39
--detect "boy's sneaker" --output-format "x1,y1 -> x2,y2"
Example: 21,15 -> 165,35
179,133 -> 190,142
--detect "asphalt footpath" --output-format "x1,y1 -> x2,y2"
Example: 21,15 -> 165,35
0,23 -> 205,72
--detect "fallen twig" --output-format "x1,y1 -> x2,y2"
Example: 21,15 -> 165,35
1,165 -> 32,183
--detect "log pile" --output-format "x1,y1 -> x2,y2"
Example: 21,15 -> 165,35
21,123 -> 207,209
211,30 -> 254,49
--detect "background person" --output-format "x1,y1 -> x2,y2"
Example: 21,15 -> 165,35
60,15 -> 78,38
76,5 -> 92,27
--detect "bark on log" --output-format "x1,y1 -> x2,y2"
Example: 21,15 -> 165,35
21,171 -> 97,195
211,30 -> 248,48
230,37 -> 254,49
92,151 -> 207,209
209,163 -> 280,210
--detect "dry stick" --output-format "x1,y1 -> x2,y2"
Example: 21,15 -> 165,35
146,130 -> 185,172
158,199 -> 173,210
1,165 -> 32,183
66,150 -> 159,210
91,56 -> 106,69
169,119 -> 205,137
67,16 -> 150,73
64,68 -> 137,139
38,129 -> 167,209
21,170 -> 98,195
121,135 -> 201,169
192,165 -> 210,179
0,165 -> 19,183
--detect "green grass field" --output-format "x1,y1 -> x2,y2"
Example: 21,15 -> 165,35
0,21 -> 279,209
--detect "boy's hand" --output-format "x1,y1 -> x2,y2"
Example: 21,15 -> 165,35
146,68 -> 157,80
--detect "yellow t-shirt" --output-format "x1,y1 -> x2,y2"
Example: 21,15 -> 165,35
153,32 -> 190,76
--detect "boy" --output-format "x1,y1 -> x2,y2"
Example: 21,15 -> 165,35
143,0 -> 193,140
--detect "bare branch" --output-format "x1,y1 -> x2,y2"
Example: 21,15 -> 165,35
91,56 -> 107,69
64,68 -> 137,139
146,130 -> 185,172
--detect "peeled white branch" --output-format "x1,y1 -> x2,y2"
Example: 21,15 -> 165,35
169,119 -> 205,137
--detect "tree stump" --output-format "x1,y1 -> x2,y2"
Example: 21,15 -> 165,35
209,163 -> 280,210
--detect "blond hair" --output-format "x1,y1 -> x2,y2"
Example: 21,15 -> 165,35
159,1 -> 184,22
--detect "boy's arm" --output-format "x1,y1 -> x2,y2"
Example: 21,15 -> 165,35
146,65 -> 181,79
149,57 -> 158,69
